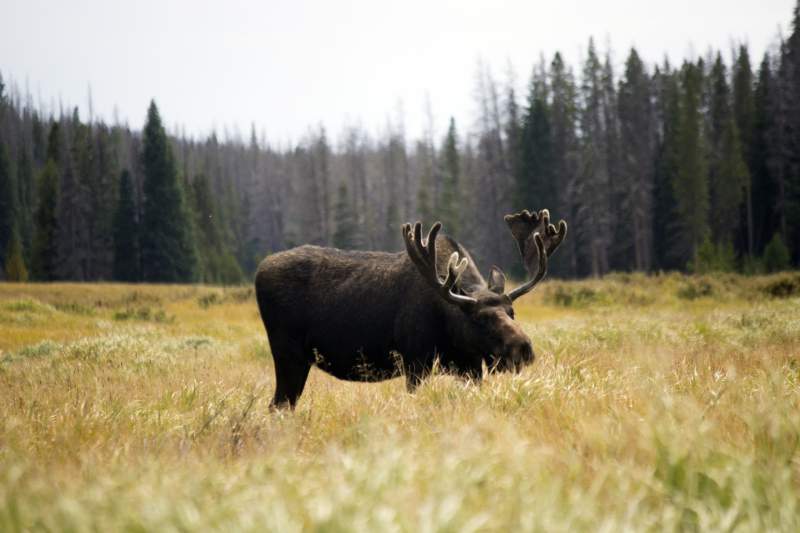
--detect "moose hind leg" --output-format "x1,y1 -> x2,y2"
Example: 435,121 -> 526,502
268,338 -> 312,410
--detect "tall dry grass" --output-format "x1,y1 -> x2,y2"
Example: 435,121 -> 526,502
1,273 -> 799,531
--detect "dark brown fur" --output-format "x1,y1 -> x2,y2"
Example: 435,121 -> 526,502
255,234 -> 533,409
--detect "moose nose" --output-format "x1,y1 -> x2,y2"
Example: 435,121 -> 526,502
511,341 -> 535,372
520,342 -> 534,364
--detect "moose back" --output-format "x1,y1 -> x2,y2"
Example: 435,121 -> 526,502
255,209 -> 567,408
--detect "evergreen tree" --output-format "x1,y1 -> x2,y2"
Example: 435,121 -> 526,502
439,118 -> 461,234
505,84 -> 523,207
91,124 -> 120,279
0,135 -> 15,270
415,139 -> 435,227
618,48 -> 655,271
752,54 -> 779,253
31,123 -> 64,280
577,38 -> 612,276
31,112 -> 47,164
653,63 -> 682,270
0,77 -> 16,269
517,70 -> 554,213
55,108 -> 91,280
140,101 -> 198,282
707,54 -> 748,248
673,60 -> 710,265
32,160 -> 59,280
16,145 -> 34,265
549,52 -> 580,277
4,226 -> 29,282
602,51 -> 626,270
733,45 -> 756,255
733,45 -> 756,166
333,182 -> 358,249
191,173 -> 242,284
783,0 -> 800,262
112,169 -> 140,281
763,232 -> 791,272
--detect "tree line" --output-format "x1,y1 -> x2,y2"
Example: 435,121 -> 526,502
1,4 -> 799,283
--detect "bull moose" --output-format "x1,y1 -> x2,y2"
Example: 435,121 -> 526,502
255,209 -> 567,409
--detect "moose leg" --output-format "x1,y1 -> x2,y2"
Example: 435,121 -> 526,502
457,361 -> 483,384
403,359 -> 433,393
268,337 -> 312,410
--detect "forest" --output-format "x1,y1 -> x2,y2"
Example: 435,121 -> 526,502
1,4 -> 800,283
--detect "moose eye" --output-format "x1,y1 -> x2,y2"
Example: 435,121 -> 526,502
508,308 -> 515,320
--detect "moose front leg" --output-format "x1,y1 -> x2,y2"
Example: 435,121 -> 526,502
403,359 -> 433,393
456,359 -> 483,384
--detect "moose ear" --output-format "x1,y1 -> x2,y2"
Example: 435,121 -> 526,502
487,266 -> 506,294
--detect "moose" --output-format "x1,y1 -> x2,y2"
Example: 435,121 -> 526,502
255,209 -> 567,409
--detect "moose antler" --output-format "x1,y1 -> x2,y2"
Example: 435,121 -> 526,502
402,222 -> 477,306
504,209 -> 567,300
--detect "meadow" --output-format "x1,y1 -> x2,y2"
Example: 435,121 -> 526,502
1,272 -> 799,531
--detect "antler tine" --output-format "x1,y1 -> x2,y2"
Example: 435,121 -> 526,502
503,208 -> 568,301
507,232 -> 547,301
540,209 -> 567,256
401,221 -> 476,307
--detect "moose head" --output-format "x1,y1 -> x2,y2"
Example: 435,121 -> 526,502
401,208 -> 567,374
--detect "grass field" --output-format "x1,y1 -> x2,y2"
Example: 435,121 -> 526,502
1,272 -> 799,531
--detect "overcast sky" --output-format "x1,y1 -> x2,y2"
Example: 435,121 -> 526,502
1,0 -> 795,144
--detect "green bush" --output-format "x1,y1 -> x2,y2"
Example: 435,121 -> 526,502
677,277 -> 719,300
688,237 -> 736,274
113,306 -> 174,323
763,233 -> 791,273
547,285 -> 602,307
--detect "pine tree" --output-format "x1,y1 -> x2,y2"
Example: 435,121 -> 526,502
0,135 -> 15,270
733,45 -> 757,255
517,69 -> 554,213
439,118 -> 461,234
16,145 -> 34,265
549,52 -> 580,277
653,63 -> 683,270
31,123 -> 64,280
673,60 -> 710,265
333,182 -> 358,249
32,160 -> 59,280
752,54 -> 779,253
707,54 -> 748,248
140,101 -> 198,282
91,124 -> 120,279
0,76 -> 16,269
783,0 -> 800,263
4,226 -> 29,282
763,232 -> 791,272
112,169 -> 140,281
55,108 -> 91,280
577,38 -> 612,276
415,140 -> 435,227
734,45 -> 756,166
191,173 -> 242,284
505,83 -> 522,208
618,48 -> 655,271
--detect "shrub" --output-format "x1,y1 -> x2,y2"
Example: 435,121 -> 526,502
547,285 -> 602,307
113,306 -> 174,323
676,277 -> 718,300
763,233 -> 791,273
688,237 -> 736,274
759,273 -> 800,298
197,293 -> 221,309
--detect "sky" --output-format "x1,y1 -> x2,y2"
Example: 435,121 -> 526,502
1,0 -> 795,145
